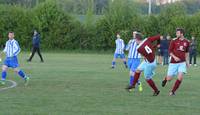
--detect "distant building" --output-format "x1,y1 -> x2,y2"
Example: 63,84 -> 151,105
145,0 -> 182,5
113,0 -> 182,5
156,0 -> 181,5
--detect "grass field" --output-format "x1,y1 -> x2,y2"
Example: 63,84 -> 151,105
0,52 -> 200,115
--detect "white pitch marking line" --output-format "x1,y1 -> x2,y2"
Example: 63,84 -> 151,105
0,80 -> 17,91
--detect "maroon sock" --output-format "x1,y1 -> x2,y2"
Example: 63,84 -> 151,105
132,72 -> 141,87
172,80 -> 182,93
146,79 -> 158,92
164,77 -> 167,81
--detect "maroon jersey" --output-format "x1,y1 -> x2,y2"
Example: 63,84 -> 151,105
169,38 -> 190,63
137,35 -> 160,63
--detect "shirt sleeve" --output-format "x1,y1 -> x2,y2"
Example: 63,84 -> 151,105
148,35 -> 161,49
125,40 -> 131,51
148,35 -> 160,43
122,40 -> 125,50
13,41 -> 21,56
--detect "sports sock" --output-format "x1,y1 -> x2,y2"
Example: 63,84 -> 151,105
129,76 -> 134,86
146,79 -> 158,92
18,70 -> 26,79
132,72 -> 141,87
2,71 -> 7,80
112,61 -> 116,66
137,80 -> 141,85
172,79 -> 182,93
123,61 -> 127,65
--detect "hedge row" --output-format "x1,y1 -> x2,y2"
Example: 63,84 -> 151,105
0,0 -> 199,52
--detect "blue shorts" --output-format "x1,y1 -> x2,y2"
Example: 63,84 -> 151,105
137,59 -> 156,79
4,56 -> 19,68
114,53 -> 125,59
128,58 -> 140,72
167,62 -> 187,76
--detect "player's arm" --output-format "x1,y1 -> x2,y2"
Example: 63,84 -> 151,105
122,40 -> 125,50
170,52 -> 180,62
169,39 -> 180,62
125,40 -> 131,51
148,35 -> 161,48
13,41 -> 21,56
148,35 -> 160,43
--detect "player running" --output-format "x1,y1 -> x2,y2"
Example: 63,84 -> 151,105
162,28 -> 190,96
126,33 -> 161,96
111,33 -> 127,69
126,31 -> 142,92
0,32 -> 29,85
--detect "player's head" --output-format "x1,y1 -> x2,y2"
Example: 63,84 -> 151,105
8,32 -> 14,39
191,36 -> 195,40
133,31 -> 138,38
167,35 -> 171,40
34,30 -> 38,36
160,35 -> 164,40
176,28 -> 184,38
116,32 -> 120,39
135,33 -> 142,44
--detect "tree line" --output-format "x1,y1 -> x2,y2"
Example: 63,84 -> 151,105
0,0 -> 200,52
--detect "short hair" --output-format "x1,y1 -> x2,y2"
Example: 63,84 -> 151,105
135,33 -> 142,40
176,28 -> 185,35
8,31 -> 14,34
133,31 -> 138,34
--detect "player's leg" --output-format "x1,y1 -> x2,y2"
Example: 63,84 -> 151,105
120,54 -> 127,68
127,59 -> 134,85
130,58 -> 142,91
27,47 -> 37,62
13,56 -> 29,85
1,65 -> 8,85
126,69 -> 142,91
157,50 -> 162,65
169,72 -> 183,96
166,52 -> 169,65
163,50 -> 168,65
160,51 -> 164,65
111,53 -> 118,68
162,63 -> 178,87
129,71 -> 134,85
189,52 -> 192,65
170,62 -> 186,95
126,61 -> 145,91
193,51 -> 197,66
13,67 -> 29,85
36,47 -> 44,62
131,61 -> 146,88
144,61 -> 160,96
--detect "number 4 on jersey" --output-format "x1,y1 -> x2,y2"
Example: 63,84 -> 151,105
144,45 -> 152,54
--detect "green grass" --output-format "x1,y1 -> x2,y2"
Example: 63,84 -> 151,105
0,52 -> 200,115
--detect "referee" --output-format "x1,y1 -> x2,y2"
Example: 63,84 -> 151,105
27,30 -> 44,62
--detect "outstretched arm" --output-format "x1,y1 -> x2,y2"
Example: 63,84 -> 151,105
148,35 -> 161,49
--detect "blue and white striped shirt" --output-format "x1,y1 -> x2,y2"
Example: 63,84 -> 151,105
126,39 -> 141,59
115,38 -> 125,54
3,39 -> 21,57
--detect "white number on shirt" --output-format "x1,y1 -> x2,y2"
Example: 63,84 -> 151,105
144,45 -> 152,54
